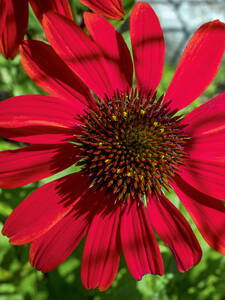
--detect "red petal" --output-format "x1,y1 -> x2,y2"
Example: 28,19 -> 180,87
81,197 -> 121,291
30,202 -> 91,273
173,176 -> 225,254
182,91 -> 225,138
79,0 -> 124,20
0,95 -> 84,144
0,0 -> 28,59
130,2 -> 165,97
0,0 -> 7,37
20,40 -> 93,106
165,20 -> 225,111
179,160 -> 225,201
29,0 -> 73,23
0,144 -> 80,189
180,91 -> 225,199
120,200 -> 163,280
84,13 -> 133,94
148,194 -> 202,272
43,12 -> 113,99
2,172 -> 89,245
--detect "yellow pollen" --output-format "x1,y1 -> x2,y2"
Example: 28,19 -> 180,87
123,111 -> 128,118
112,115 -> 117,121
153,121 -> 158,127
140,109 -> 146,115
161,155 -> 165,159
160,128 -> 165,133
127,172 -> 131,177
105,159 -> 110,163
117,169 -> 121,174
99,142 -> 103,146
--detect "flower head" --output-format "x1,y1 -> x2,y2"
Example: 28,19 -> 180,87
1,1 -> 225,291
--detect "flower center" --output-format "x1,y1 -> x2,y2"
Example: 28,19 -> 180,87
77,89 -> 188,203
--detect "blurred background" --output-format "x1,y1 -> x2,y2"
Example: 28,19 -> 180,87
1,0 -> 225,299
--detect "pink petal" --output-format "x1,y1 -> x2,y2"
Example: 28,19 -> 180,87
0,0 -> 28,59
173,176 -> 225,254
180,91 -> 225,199
30,201 -> 91,273
81,196 -> 121,291
43,12 -> 114,99
29,0 -> 73,23
0,95 -> 84,144
0,144 -> 80,189
84,13 -> 133,94
79,0 -> 124,20
165,20 -> 225,111
2,172 -> 89,245
20,40 -> 93,106
130,2 -> 165,97
148,194 -> 202,272
120,200 -> 163,280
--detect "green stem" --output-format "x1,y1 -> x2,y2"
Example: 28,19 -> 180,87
69,0 -> 77,23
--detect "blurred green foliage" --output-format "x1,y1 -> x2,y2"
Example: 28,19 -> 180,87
1,0 -> 225,299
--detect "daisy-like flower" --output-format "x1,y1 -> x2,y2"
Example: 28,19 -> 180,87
0,0 -> 73,59
1,1 -> 225,291
79,0 -> 124,20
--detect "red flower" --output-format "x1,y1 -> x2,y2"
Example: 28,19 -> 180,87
79,0 -> 124,20
0,0 -> 73,59
1,1 -> 225,291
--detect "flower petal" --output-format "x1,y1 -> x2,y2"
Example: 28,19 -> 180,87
30,201 -> 91,273
179,160 -> 225,201
43,12 -> 113,99
84,13 -> 133,94
130,2 -> 165,97
0,0 -> 7,37
0,0 -> 28,59
29,0 -> 73,23
81,196 -> 121,291
0,95 -> 84,144
79,0 -> 124,20
2,172 -> 90,245
0,144 -> 80,189
20,40 -> 93,106
148,194 -> 202,272
173,176 -> 225,254
180,91 -> 225,199
165,20 -> 225,111
182,91 -> 225,138
120,200 -> 163,280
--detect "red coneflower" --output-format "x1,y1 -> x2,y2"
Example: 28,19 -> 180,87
1,1 -> 225,291
0,0 -> 73,59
